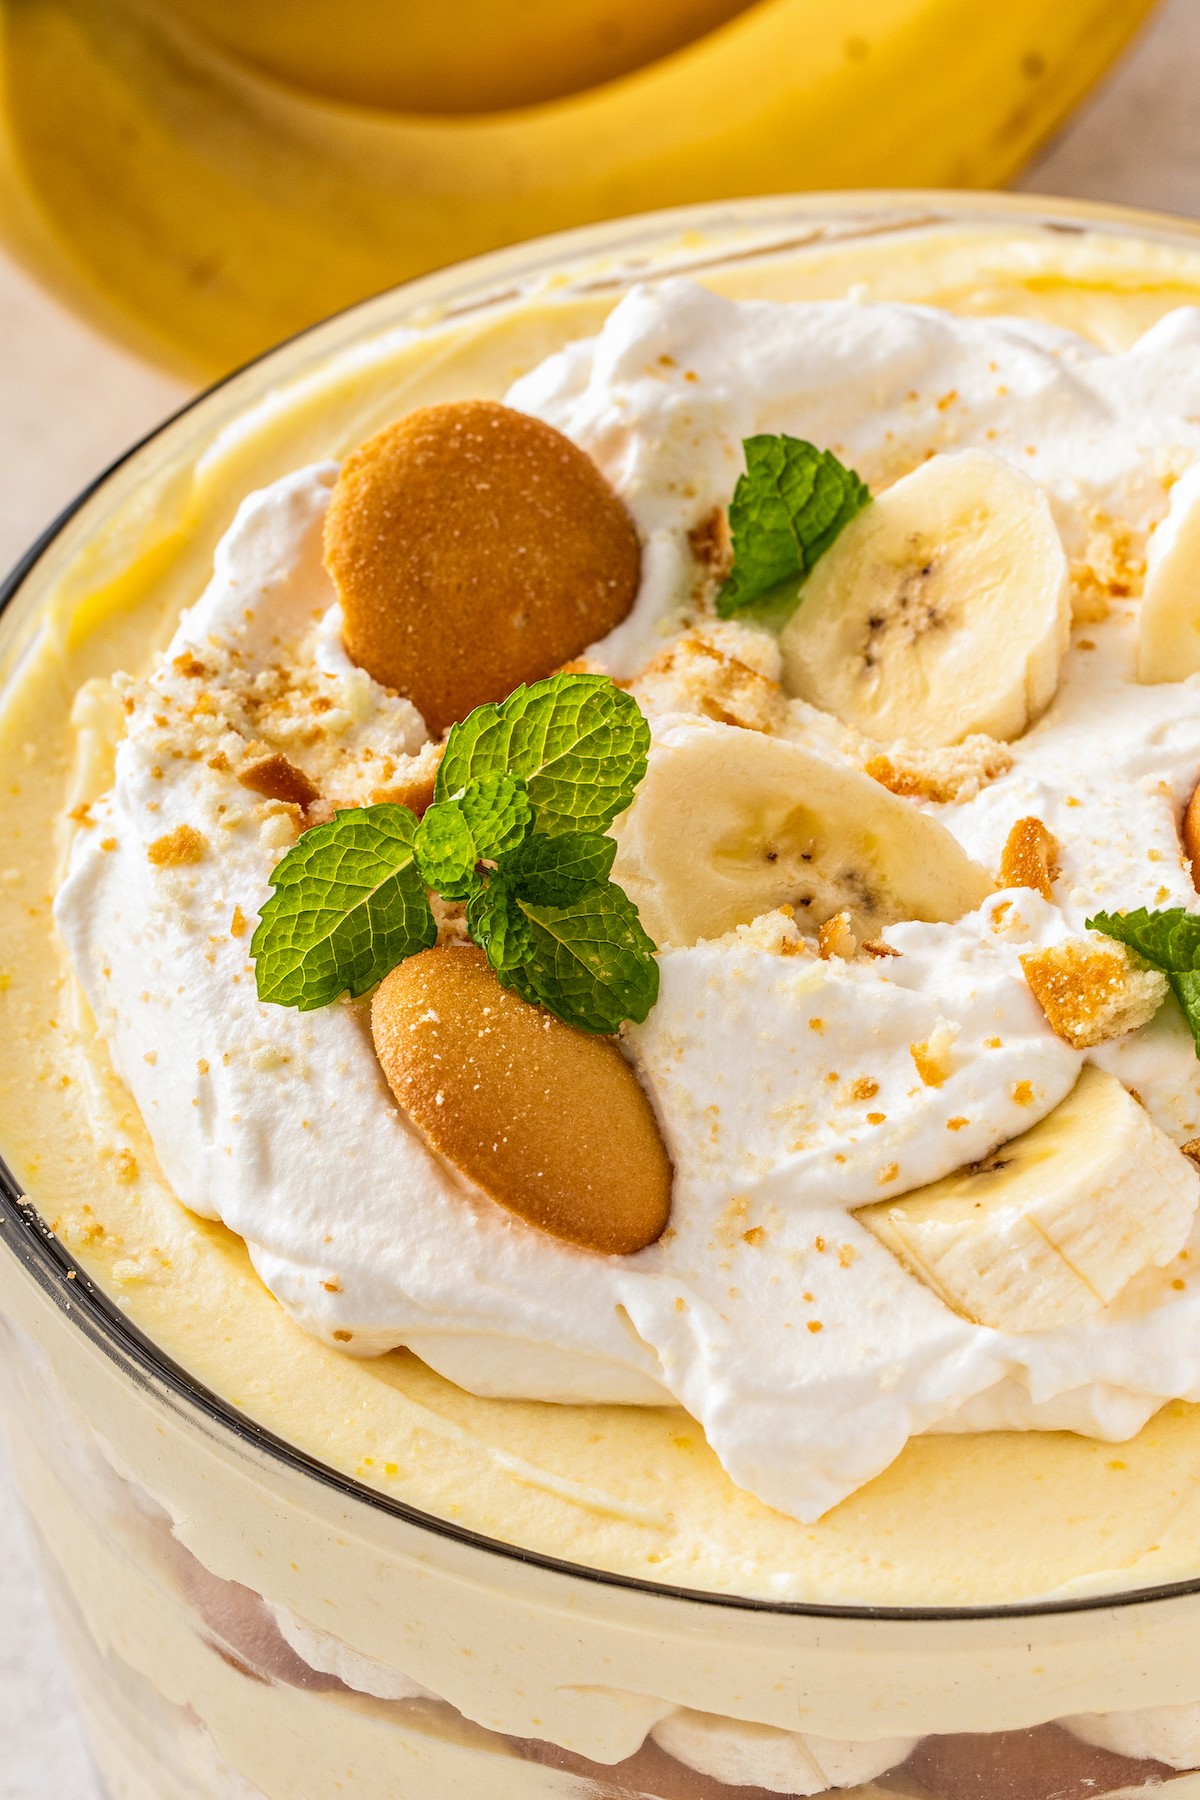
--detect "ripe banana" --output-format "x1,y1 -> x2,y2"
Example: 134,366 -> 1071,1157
780,450 -> 1071,747
858,1066 -> 1199,1336
1137,461 -> 1200,684
0,0 -> 1157,377
608,716 -> 994,948
154,0 -> 756,115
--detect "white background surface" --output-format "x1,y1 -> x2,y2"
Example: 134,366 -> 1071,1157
1,2 -> 1199,1791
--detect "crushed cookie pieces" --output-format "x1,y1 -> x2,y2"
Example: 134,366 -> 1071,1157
1000,816 -> 1061,900
687,506 -> 733,579
629,620 -> 785,735
1021,937 -> 1168,1048
238,752 -> 320,809
864,736 -> 1012,804
230,905 -> 248,939
818,910 -> 856,960
147,824 -> 207,867
910,1023 -> 957,1088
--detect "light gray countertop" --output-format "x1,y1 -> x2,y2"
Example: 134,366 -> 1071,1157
1,1 -> 1198,1789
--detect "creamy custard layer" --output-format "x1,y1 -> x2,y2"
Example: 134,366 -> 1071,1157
8,219 -> 1200,1607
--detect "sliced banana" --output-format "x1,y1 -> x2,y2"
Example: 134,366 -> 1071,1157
780,449 -> 1071,746
609,717 -> 993,948
858,1066 -> 1199,1335
1137,461 -> 1200,684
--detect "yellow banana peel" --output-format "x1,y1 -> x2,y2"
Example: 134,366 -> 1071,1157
0,0 -> 1158,379
155,0 -> 761,114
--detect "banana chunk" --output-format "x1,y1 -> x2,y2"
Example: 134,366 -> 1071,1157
1137,462 -> 1200,684
609,718 -> 993,948
858,1067 -> 1199,1335
780,450 -> 1070,746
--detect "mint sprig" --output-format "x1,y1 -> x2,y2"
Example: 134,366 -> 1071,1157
717,435 -> 870,620
252,674 -> 658,1033
1088,906 -> 1200,1056
511,886 -> 659,1034
435,672 -> 649,835
415,772 -> 531,899
251,805 -> 436,1010
504,830 -> 617,903
467,874 -> 533,975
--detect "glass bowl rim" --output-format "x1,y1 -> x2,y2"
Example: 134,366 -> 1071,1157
7,186 -> 1200,1628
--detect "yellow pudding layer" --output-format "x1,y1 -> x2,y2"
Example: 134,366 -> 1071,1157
7,212 -> 1200,1608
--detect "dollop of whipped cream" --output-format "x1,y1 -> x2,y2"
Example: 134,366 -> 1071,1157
56,282 -> 1200,1522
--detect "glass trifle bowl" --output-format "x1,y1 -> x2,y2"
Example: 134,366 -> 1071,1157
8,191 -> 1200,1800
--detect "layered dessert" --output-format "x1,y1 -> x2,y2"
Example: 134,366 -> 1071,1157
7,207 -> 1200,1797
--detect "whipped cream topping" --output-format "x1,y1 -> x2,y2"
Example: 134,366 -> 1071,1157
55,281 -> 1200,1523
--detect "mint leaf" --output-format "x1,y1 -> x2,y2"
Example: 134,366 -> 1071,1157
717,435 -> 870,619
1087,906 -> 1200,1056
512,883 -> 659,1034
467,873 -> 534,975
414,803 -> 477,901
415,772 -> 530,898
250,678 -> 659,1034
252,805 -> 435,1009
435,674 -> 649,835
503,830 -> 616,904
1087,907 -> 1200,972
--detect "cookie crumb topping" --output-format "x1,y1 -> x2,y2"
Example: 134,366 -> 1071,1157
1020,937 -> 1168,1048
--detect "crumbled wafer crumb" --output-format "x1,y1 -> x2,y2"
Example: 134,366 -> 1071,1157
628,621 -> 786,734
238,751 -> 320,809
724,909 -> 811,957
1069,512 -> 1145,622
370,738 -> 444,816
864,735 -> 1012,804
687,506 -> 733,580
1000,816 -> 1061,899
1020,937 -> 1168,1048
818,910 -> 856,960
910,1022 -> 957,1087
147,823 -> 206,866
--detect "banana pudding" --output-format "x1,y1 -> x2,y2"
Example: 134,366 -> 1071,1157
9,200 -> 1200,1799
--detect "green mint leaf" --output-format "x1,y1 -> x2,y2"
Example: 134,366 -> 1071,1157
1087,906 -> 1200,1057
502,829 -> 617,904
1087,907 -> 1200,972
252,805 -> 435,1010
416,772 -> 530,898
435,673 -> 649,835
414,802 -> 476,900
717,434 -> 870,619
512,882 -> 659,1035
467,873 -> 534,975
